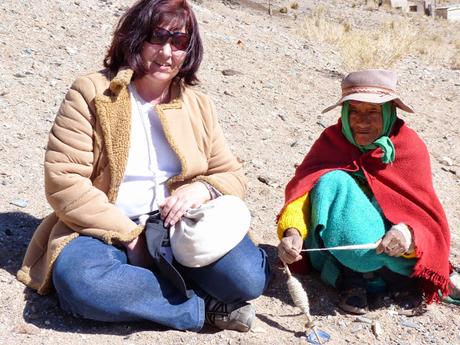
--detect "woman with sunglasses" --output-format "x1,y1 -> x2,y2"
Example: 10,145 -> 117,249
17,0 -> 269,332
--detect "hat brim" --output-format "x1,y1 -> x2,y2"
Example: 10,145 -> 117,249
321,93 -> 414,114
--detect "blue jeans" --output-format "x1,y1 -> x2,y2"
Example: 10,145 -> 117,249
52,235 -> 269,331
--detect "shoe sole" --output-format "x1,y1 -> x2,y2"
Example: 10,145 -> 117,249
338,302 -> 368,315
213,305 -> 255,332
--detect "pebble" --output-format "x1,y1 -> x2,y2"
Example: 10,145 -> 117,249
401,320 -> 419,329
10,199 -> 28,208
13,322 -> 41,335
440,156 -> 453,166
250,326 -> 267,333
441,166 -> 457,175
221,69 -> 242,76
350,324 -> 363,333
371,321 -> 383,338
250,159 -> 264,168
355,316 -> 373,324
257,175 -> 276,187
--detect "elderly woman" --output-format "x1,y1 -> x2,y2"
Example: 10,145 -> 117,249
277,70 -> 451,315
17,0 -> 269,332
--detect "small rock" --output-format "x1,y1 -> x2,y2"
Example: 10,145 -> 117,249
250,159 -> 264,168
221,69 -> 242,77
278,114 -> 286,121
441,166 -> 457,175
371,321 -> 383,338
355,316 -> 372,324
401,320 -> 419,329
350,324 -> 363,333
13,322 -> 41,335
10,199 -> 28,208
440,156 -> 453,166
257,175 -> 276,187
279,7 -> 288,13
250,326 -> 267,333
65,46 -> 78,55
13,73 -> 27,78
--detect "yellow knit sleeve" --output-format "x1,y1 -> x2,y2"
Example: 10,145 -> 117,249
277,193 -> 310,240
402,250 -> 417,259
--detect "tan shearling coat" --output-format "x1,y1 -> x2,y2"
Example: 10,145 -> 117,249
17,68 -> 246,295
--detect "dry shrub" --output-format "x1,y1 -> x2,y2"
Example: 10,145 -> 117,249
339,21 -> 419,70
451,38 -> 460,50
290,2 -> 299,10
299,6 -> 347,45
298,7 -> 460,71
437,0 -> 460,4
451,51 -> 460,70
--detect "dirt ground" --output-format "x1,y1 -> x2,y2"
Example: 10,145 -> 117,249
1,0 -> 459,344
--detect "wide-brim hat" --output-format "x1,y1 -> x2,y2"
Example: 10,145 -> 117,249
322,69 -> 414,114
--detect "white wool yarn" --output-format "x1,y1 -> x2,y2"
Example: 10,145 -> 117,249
287,275 -> 311,317
284,264 -> 316,328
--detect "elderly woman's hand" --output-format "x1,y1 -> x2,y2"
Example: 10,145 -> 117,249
278,228 -> 303,264
376,223 -> 414,257
159,182 -> 211,227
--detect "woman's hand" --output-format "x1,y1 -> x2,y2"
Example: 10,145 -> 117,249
159,182 -> 211,227
278,228 -> 303,264
376,223 -> 413,257
124,234 -> 154,268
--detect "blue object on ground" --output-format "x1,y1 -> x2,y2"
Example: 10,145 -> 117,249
306,328 -> 331,344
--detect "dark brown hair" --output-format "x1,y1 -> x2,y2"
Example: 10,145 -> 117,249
103,0 -> 203,85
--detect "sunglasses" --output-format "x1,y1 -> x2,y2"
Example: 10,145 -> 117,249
148,27 -> 190,51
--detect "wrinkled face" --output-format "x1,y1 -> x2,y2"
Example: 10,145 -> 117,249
140,24 -> 188,85
348,101 -> 383,146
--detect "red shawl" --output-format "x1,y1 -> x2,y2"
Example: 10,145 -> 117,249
281,118 -> 451,302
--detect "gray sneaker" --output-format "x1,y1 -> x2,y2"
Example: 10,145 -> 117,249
204,297 -> 255,332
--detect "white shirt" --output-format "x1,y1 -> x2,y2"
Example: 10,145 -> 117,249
115,84 -> 181,218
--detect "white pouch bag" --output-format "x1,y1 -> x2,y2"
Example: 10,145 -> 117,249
170,195 -> 251,267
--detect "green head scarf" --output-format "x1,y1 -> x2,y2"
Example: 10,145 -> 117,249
341,101 -> 397,164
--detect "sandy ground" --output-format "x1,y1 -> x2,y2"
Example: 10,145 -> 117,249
1,0 -> 459,344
